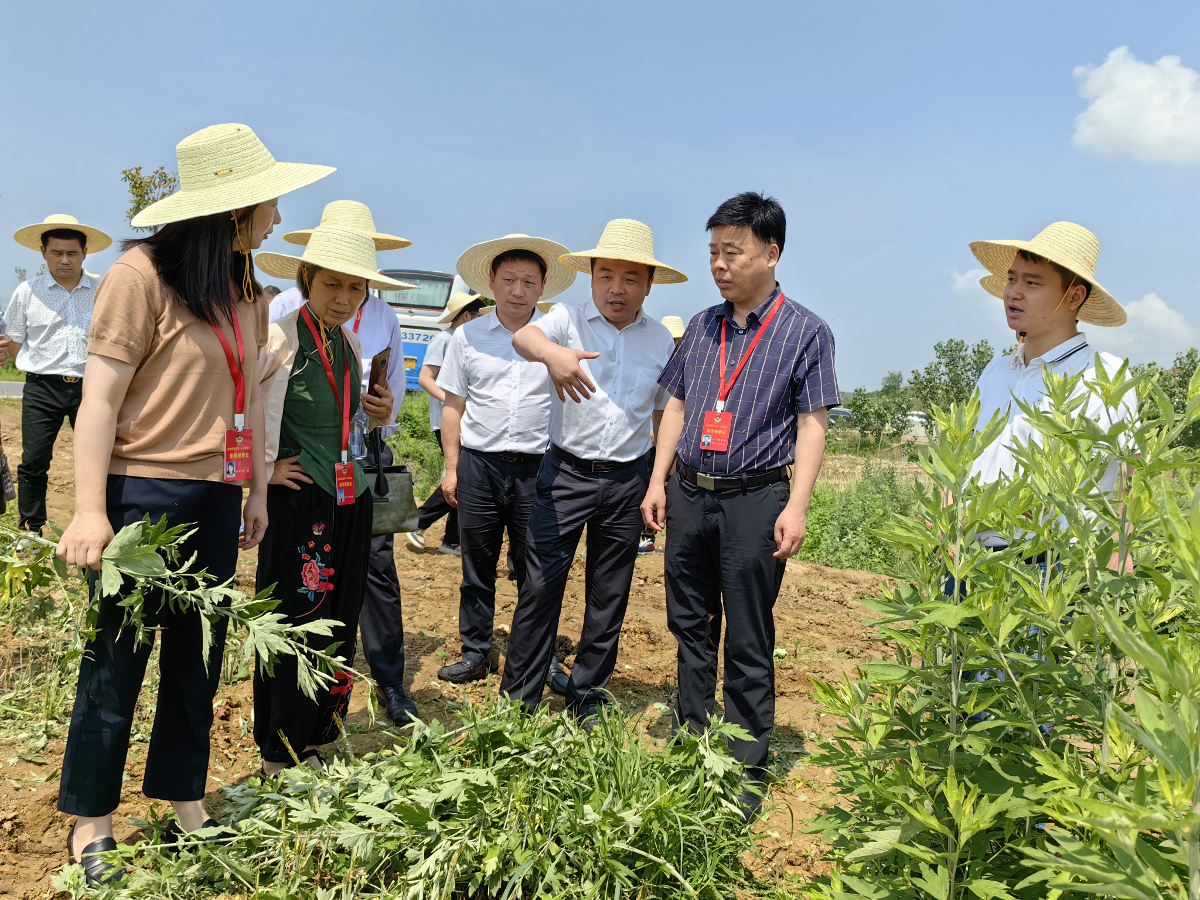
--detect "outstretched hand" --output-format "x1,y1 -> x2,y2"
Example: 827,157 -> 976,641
545,344 -> 601,403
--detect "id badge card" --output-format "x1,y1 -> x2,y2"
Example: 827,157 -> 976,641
334,462 -> 356,506
223,429 -> 253,481
700,411 -> 732,452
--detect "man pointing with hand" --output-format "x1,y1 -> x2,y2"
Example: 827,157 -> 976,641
500,219 -> 684,721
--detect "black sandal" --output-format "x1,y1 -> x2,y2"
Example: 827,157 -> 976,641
67,822 -> 124,886
159,818 -> 237,849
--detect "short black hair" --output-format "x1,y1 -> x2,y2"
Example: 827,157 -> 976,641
491,248 -> 546,281
1015,249 -> 1092,303
706,191 -> 785,255
453,299 -> 487,324
263,284 -> 281,297
589,256 -> 655,282
41,228 -> 87,251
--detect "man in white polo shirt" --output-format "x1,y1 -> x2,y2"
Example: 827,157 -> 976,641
2,215 -> 111,534
436,234 -> 576,683
965,221 -> 1131,551
499,219 -> 684,719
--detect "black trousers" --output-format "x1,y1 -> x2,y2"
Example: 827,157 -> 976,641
455,448 -> 540,663
18,375 -> 82,531
58,476 -> 241,817
664,472 -> 789,775
254,481 -> 372,763
359,442 -> 406,687
500,451 -> 649,711
416,430 -> 459,546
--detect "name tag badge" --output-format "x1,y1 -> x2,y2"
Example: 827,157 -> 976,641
700,410 -> 731,452
334,462 -> 356,506
223,429 -> 253,481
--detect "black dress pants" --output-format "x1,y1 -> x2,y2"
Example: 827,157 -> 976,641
58,476 -> 241,817
359,442 -> 406,687
415,430 -> 459,546
500,451 -> 648,711
455,448 -> 540,663
18,375 -> 82,531
664,472 -> 789,775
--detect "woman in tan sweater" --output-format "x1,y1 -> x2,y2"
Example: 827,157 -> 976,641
54,124 -> 332,887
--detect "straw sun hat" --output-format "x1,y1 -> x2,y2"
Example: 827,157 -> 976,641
560,219 -> 687,284
14,214 -> 112,253
130,123 -> 335,228
438,291 -> 487,324
969,221 -> 1125,327
255,226 -> 414,291
661,315 -> 686,338
284,200 -> 410,251
456,234 -> 576,300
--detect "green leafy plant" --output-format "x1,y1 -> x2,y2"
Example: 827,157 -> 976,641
800,461 -> 916,575
121,165 -> 180,231
388,390 -> 445,499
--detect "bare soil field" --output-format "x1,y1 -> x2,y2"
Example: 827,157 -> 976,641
0,400 -> 890,897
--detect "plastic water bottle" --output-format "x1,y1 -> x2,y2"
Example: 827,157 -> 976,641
350,407 -> 368,459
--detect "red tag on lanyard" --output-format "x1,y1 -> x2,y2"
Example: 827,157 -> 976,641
352,304 -> 364,334
300,306 -> 356,505
698,293 -> 787,453
210,311 -> 253,481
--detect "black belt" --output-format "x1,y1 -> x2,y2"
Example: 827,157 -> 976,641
26,372 -> 82,384
678,463 -> 789,492
484,449 -> 542,465
549,444 -> 647,474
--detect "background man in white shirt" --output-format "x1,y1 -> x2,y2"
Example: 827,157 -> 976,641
436,235 -> 575,683
498,220 -> 684,719
2,215 -> 111,533
406,292 -> 487,555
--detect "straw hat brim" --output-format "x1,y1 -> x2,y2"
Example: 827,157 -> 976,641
14,222 -> 112,254
130,162 -> 336,228
255,250 -> 414,291
456,235 -> 576,300
284,228 -> 411,251
970,239 -> 1125,327
559,250 -> 687,284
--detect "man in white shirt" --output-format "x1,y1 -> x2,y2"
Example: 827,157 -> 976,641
436,234 -> 575,683
406,292 -> 487,555
270,201 -> 417,724
966,221 -> 1131,551
2,215 -> 111,533
499,219 -> 684,719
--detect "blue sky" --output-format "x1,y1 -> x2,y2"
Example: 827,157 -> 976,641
2,1 -> 1199,390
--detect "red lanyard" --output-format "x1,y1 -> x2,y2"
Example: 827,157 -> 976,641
352,304 -> 364,334
210,309 -> 246,429
716,292 -> 786,412
300,305 -> 353,460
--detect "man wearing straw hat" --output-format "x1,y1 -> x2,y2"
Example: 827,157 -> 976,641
966,221 -> 1130,526
2,215 -> 112,533
269,200 -> 422,726
642,192 -> 840,818
435,234 -> 575,683
499,219 -> 683,719
406,291 -> 488,556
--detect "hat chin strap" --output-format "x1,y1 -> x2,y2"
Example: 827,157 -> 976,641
1008,276 -> 1077,370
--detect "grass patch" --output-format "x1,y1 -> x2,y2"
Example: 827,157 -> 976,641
387,391 -> 443,500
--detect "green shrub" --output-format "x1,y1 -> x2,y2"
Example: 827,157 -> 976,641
799,461 -> 915,575
387,390 -> 444,499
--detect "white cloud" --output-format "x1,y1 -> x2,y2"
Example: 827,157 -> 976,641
950,267 -> 991,301
1103,292 -> 1200,362
1073,47 -> 1200,164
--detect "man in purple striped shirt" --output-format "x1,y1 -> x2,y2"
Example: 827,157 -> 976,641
641,192 -> 839,819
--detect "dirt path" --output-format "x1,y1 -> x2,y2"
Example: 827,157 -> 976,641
0,401 -> 888,896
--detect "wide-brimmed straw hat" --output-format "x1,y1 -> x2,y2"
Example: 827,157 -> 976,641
14,214 -> 112,253
661,315 -> 686,338
283,200 -> 410,251
456,234 -> 576,300
130,123 -> 335,228
560,219 -> 687,284
255,226 -> 414,291
438,291 -> 487,324
969,221 -> 1125,327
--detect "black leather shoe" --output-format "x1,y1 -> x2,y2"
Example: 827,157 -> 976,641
738,781 -> 765,823
437,657 -> 488,684
569,700 -> 604,733
68,824 -> 124,886
161,818 -> 237,849
546,656 -> 569,696
378,684 -> 420,724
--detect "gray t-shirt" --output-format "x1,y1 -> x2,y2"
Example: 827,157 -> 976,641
424,327 -> 453,430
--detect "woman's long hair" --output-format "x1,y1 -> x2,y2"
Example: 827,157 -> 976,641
122,207 -> 263,325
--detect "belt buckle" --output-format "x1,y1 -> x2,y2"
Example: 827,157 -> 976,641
696,472 -> 716,491
62,376 -> 80,383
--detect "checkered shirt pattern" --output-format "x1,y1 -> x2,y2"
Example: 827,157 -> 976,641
659,286 -> 840,474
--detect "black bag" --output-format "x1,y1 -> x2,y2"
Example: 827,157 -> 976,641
362,430 -> 418,536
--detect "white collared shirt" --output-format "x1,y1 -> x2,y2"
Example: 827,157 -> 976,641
271,287 -> 405,437
532,300 -> 674,461
436,310 -> 551,454
422,327 -> 454,430
971,332 -> 1133,493
1,273 -> 96,377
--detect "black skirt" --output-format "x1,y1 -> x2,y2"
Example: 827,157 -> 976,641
253,481 -> 372,763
